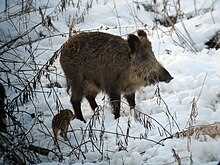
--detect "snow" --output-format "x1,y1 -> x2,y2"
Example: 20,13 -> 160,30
1,0 -> 220,164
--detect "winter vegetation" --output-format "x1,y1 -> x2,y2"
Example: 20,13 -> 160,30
0,0 -> 220,164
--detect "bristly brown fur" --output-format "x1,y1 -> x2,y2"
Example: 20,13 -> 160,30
137,30 -> 147,38
60,30 -> 173,122
52,109 -> 75,143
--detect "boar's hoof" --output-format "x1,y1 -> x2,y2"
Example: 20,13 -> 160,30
76,117 -> 86,123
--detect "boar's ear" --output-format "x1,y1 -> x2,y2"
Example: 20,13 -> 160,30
137,30 -> 147,38
127,34 -> 141,53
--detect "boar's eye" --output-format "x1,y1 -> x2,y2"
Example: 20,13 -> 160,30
135,46 -> 149,62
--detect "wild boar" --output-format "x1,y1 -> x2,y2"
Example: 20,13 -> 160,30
52,109 -> 75,143
60,30 -> 173,122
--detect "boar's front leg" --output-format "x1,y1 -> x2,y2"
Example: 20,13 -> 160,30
70,81 -> 86,123
71,98 -> 86,123
124,93 -> 135,109
108,91 -> 121,119
86,95 -> 98,111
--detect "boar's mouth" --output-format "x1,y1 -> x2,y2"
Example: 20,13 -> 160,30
158,68 -> 173,83
164,76 -> 173,83
144,75 -> 159,85
144,71 -> 173,85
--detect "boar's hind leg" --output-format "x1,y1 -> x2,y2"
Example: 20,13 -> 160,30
108,92 -> 121,119
124,93 -> 135,109
60,124 -> 68,141
53,128 -> 59,144
86,95 -> 98,111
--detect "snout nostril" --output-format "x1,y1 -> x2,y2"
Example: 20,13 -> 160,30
166,77 -> 173,83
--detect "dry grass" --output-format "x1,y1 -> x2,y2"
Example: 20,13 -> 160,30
175,122 -> 220,140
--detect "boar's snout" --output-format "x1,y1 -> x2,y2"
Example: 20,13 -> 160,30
159,68 -> 173,83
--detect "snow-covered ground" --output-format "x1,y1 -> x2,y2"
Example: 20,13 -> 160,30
1,0 -> 220,164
